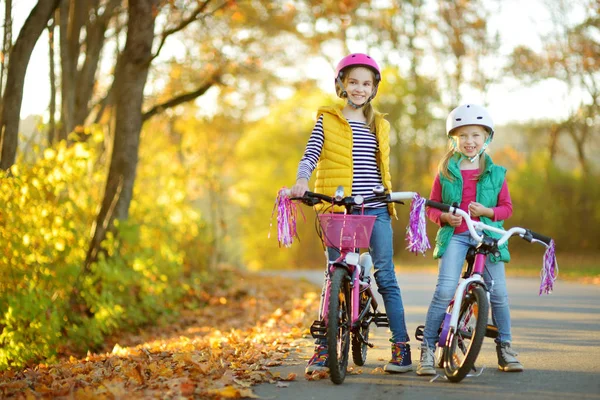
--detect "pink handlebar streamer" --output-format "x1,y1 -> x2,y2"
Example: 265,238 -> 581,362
269,188 -> 301,248
539,239 -> 558,295
406,193 -> 431,255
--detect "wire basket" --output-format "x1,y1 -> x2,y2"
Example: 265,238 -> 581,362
318,214 -> 377,249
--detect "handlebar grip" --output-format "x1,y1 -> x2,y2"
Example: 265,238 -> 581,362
529,230 -> 553,245
425,199 -> 451,212
389,191 -> 416,202
304,191 -> 333,202
290,191 -> 333,207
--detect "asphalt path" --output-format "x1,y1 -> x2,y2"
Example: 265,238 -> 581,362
255,270 -> 600,400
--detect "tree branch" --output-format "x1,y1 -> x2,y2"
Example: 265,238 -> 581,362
150,1 -> 229,62
141,74 -> 222,122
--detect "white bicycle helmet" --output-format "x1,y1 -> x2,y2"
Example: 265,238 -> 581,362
445,104 -> 494,137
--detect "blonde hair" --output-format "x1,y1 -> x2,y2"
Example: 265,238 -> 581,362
438,132 -> 489,181
337,66 -> 377,133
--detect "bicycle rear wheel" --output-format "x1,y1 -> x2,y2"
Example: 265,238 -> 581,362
351,291 -> 371,366
327,268 -> 352,384
443,285 -> 489,383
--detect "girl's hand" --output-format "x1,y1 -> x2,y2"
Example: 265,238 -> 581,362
290,178 -> 309,197
442,212 -> 462,227
468,202 -> 493,218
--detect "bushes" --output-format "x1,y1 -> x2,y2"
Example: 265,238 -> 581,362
507,152 -> 600,254
0,131 -> 212,370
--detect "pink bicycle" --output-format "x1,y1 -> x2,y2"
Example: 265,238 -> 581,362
288,185 -> 415,384
415,200 -> 557,382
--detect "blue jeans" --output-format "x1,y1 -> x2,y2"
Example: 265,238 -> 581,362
422,231 -> 512,347
317,207 -> 409,344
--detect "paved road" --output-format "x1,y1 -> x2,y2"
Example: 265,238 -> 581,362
255,271 -> 600,400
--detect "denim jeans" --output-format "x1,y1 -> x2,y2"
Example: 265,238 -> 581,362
317,207 -> 409,344
422,231 -> 512,347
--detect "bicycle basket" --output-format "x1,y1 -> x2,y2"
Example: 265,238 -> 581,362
318,214 -> 377,249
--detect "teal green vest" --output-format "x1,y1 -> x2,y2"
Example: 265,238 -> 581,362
433,153 -> 510,263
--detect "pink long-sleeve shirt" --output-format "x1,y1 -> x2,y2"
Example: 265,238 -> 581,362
427,169 -> 513,234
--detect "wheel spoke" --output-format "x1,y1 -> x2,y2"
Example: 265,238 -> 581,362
327,268 -> 351,384
444,286 -> 489,383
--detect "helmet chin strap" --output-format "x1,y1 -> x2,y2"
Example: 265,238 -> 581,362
451,137 -> 491,163
336,76 -> 376,109
468,142 -> 488,163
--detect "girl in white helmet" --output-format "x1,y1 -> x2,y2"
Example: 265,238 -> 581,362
290,53 -> 412,374
417,104 -> 524,375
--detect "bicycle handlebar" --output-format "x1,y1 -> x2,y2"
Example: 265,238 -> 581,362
283,188 -> 417,208
425,200 -> 553,247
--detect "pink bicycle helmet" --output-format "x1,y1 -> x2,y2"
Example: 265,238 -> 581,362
335,53 -> 381,80
335,53 -> 381,103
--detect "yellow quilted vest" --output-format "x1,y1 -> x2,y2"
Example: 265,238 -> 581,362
313,105 -> 396,218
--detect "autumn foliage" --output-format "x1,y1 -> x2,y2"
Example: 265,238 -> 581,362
0,271 -> 320,399
0,128 -> 215,370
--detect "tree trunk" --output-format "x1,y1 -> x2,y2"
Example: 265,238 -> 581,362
548,123 -> 560,162
48,11 -> 57,145
570,125 -> 589,176
73,0 -> 120,130
85,0 -> 158,269
58,0 -> 82,141
0,0 -> 12,111
0,0 -> 60,170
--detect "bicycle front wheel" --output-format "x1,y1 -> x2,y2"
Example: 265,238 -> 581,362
444,285 -> 489,383
351,290 -> 371,366
327,268 -> 352,384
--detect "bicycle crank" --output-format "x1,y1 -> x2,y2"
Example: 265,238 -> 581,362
355,331 -> 374,348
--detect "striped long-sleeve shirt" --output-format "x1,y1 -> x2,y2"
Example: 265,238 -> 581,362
296,115 -> 386,208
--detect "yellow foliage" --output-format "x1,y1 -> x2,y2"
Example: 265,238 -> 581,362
0,121 -> 217,370
233,88 -> 335,270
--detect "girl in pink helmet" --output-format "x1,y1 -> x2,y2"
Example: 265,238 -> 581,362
290,53 -> 413,374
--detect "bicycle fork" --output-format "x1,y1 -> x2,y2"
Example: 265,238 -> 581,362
309,257 -> 387,342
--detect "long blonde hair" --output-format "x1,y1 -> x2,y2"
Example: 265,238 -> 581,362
438,135 -> 488,181
337,66 -> 377,133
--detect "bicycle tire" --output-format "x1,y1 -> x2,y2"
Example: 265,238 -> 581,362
327,268 -> 352,384
443,285 -> 489,383
351,291 -> 371,366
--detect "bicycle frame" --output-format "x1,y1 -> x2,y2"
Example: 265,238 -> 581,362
438,249 -> 488,347
287,186 -> 418,333
420,198 -> 556,382
320,248 -> 377,330
281,186 -> 422,384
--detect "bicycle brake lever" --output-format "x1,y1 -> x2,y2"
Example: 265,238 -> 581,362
451,202 -> 459,215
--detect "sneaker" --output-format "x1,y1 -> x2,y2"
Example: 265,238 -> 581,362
416,344 -> 436,376
384,342 -> 412,373
305,345 -> 329,373
496,342 -> 524,372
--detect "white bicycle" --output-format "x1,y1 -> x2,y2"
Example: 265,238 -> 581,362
415,199 -> 556,382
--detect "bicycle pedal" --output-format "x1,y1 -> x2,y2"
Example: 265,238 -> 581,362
485,324 -> 498,339
309,320 -> 327,339
372,312 -> 389,327
414,325 -> 425,341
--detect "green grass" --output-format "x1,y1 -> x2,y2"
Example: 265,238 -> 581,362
395,252 -> 600,284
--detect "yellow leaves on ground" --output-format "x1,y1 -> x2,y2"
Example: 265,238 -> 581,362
0,272 -> 319,399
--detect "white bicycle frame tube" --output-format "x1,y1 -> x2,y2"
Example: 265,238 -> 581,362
442,208 -> 530,339
427,201 -> 553,349
448,207 -> 528,247
447,274 -> 484,337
